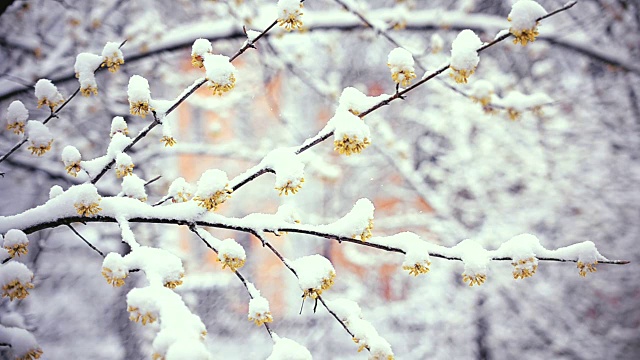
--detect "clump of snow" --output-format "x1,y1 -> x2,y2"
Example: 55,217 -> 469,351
318,198 -> 374,241
496,233 -> 542,259
217,238 -> 246,269
61,145 -> 81,166
387,47 -> 416,86
74,52 -> 103,96
248,295 -> 273,325
261,148 -> 305,195
0,261 -> 33,291
376,232 -> 432,276
49,185 -> 64,199
337,87 -> 387,116
121,174 -> 147,202
107,133 -> 133,158
325,298 -> 362,323
25,121 -> 52,148
128,75 -> 151,104
291,254 -> 336,299
102,41 -> 125,72
276,204 -> 301,224
192,38 -> 212,58
6,101 -> 28,132
329,109 -> 371,156
3,229 -> 28,250
267,334 -> 312,360
168,177 -> 194,203
0,326 -> 42,359
110,116 -> 128,137
34,79 -> 63,109
194,169 -> 231,208
450,29 -> 482,72
348,317 -> 394,358
165,339 -> 211,360
508,0 -> 547,32
452,239 -> 491,286
203,54 -> 236,95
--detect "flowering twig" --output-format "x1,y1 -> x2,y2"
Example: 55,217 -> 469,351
250,231 -> 364,351
90,21 -> 280,184
188,224 -> 273,338
224,1 -> 579,193
10,213 -> 629,266
0,40 -> 127,169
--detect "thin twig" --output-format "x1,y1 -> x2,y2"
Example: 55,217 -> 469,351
188,224 -> 273,338
66,224 -> 105,257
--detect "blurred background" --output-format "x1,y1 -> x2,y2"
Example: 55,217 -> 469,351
0,0 -> 638,359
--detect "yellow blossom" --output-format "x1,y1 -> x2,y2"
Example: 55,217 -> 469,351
7,122 -> 25,135
507,108 -> 521,121
277,3 -> 304,32
4,243 -> 29,258
334,135 -> 371,156
389,67 -> 416,87
37,97 -> 64,111
115,163 -> 134,178
164,273 -> 184,289
303,271 -> 336,299
2,279 -> 34,301
194,187 -> 232,211
403,260 -> 431,276
191,54 -> 205,68
128,305 -> 157,325
28,140 -> 53,156
462,272 -> 487,287
248,310 -> 273,326
129,101 -> 151,118
103,52 -> 124,72
160,136 -> 177,147
354,219 -> 373,242
17,348 -> 43,360
80,85 -> 98,97
101,267 -> 127,287
577,261 -> 597,277
449,66 -> 475,84
220,254 -> 246,272
75,201 -> 102,216
208,73 -> 236,96
65,162 -> 82,177
276,178 -> 304,196
509,21 -> 540,46
512,257 -> 538,280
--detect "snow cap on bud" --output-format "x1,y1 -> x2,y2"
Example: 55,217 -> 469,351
62,145 -> 82,177
102,41 -> 125,72
110,116 -> 129,137
191,38 -> 212,68
203,54 -> 236,96
194,169 -> 232,211
128,75 -> 152,118
35,79 -> 64,110
6,100 -> 28,135
387,47 -> 416,87
449,30 -> 482,84
26,121 -> 53,156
